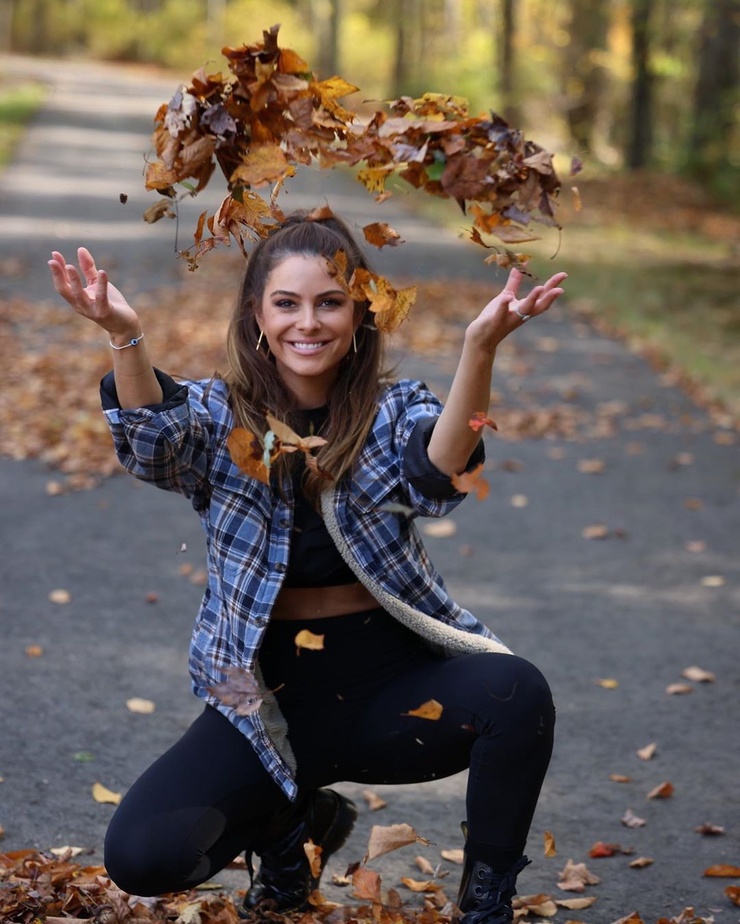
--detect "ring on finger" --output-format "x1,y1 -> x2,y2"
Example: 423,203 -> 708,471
515,308 -> 531,321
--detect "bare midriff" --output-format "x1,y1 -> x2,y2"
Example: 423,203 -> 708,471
271,582 -> 379,620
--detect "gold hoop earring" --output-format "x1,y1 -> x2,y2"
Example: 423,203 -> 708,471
256,329 -> 265,352
352,331 -> 358,354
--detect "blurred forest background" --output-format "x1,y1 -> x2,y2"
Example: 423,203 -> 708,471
1,0 -> 739,415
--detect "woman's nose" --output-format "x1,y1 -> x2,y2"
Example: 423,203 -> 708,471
296,306 -> 320,330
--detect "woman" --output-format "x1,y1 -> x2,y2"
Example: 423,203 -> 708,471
48,211 -> 565,924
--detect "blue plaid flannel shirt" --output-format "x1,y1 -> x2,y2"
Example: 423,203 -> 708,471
102,371 -> 500,797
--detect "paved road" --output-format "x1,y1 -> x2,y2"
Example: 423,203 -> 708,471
1,55 -> 739,923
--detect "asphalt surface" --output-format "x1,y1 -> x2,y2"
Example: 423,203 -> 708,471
1,55 -> 739,923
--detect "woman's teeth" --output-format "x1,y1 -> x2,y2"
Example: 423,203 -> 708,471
291,342 -> 326,351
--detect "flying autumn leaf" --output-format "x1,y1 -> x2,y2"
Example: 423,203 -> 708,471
422,520 -> 458,538
403,699 -> 444,720
596,678 -> 619,689
226,428 -> 272,484
468,412 -> 498,432
451,464 -> 489,500
25,645 -> 43,658
362,222 -> 403,248
440,848 -> 464,864
400,878 -> 442,893
582,524 -> 610,540
365,823 -> 431,862
352,866 -> 382,903
543,831 -> 557,857
295,629 -> 325,653
362,790 -> 387,811
208,666 -> 264,716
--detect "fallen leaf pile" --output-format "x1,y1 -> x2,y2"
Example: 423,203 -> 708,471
144,24 -> 561,277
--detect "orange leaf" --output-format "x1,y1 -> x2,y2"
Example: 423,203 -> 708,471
469,412 -> 498,432
726,885 -> 740,905
544,830 -> 557,857
404,699 -> 443,721
352,867 -> 382,903
227,428 -> 271,484
451,463 -> 489,500
646,781 -> 674,799
304,839 -> 322,878
362,222 -> 403,248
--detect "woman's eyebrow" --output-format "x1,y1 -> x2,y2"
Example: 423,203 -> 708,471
269,288 -> 346,297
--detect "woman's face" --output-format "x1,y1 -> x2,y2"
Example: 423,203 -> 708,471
257,253 -> 358,408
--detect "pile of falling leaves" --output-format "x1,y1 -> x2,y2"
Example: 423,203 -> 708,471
143,22 -> 564,292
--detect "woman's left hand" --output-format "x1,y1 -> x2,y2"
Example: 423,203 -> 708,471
465,268 -> 568,354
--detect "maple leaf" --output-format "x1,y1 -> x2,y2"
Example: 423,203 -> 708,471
207,666 -> 264,716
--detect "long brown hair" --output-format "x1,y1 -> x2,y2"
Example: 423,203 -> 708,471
224,210 -> 386,505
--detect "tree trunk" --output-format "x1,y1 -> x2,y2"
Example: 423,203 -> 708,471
563,0 -> 611,153
499,0 -> 520,123
392,0 -> 414,97
689,0 -> 740,178
627,0 -> 654,169
313,0 -> 342,78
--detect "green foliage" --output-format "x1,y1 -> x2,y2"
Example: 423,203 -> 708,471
0,82 -> 45,166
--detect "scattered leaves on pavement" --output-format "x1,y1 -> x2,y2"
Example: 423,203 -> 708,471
646,781 -> 674,799
91,782 -> 121,805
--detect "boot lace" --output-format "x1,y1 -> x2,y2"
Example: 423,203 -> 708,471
464,857 -> 531,924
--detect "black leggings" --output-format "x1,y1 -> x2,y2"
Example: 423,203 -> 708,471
105,610 -> 554,896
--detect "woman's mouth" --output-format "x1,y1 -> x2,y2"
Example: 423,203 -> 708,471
287,341 -> 329,353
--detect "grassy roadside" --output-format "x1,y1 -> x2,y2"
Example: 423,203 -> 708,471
402,171 -> 740,423
0,80 -> 45,165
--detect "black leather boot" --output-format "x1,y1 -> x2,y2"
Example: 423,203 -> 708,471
240,788 -> 357,919
457,854 -> 531,924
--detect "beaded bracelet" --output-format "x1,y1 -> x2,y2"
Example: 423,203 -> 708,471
109,333 -> 144,350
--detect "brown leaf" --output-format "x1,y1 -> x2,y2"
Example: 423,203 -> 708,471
694,822 -> 725,836
365,823 -> 431,861
704,864 -> 740,877
610,774 -> 632,783
646,781 -> 674,799
726,885 -> 740,906
414,856 -> 436,875
404,699 -> 444,720
556,859 -> 601,892
577,458 -> 606,474
352,866 -> 382,902
544,831 -> 557,857
611,914 -> 645,924
629,856 -> 654,868
362,222 -> 403,248
143,197 -> 176,222
25,644 -> 43,657
303,839 -> 322,879
589,841 -> 624,858
555,896 -> 597,910
400,877 -> 442,893
207,666 -> 264,716
440,848 -> 464,864
226,428 -> 271,484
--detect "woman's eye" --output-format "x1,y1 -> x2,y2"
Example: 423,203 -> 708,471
275,299 -> 296,309
320,298 -> 343,308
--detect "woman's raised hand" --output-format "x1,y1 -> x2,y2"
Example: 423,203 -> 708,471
466,267 -> 568,355
48,247 -> 141,341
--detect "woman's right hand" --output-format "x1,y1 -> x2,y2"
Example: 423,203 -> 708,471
48,247 -> 141,341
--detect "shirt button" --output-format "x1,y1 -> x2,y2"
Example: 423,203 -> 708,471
275,562 -> 287,573
278,517 -> 291,529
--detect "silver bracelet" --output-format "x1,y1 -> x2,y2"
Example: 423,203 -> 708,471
109,333 -> 144,350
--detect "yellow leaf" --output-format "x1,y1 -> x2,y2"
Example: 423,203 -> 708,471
356,166 -> 394,194
597,678 -> 619,689
295,629 -> 325,652
92,782 -> 122,805
404,699 -> 444,721
544,830 -> 557,857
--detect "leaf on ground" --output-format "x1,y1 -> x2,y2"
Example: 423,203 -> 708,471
636,742 -> 657,760
544,831 -> 557,857
207,666 -> 264,716
556,859 -> 601,891
610,774 -> 632,783
126,697 -> 156,714
621,808 -> 646,828
694,822 -> 725,836
555,895 -> 597,910
596,678 -> 619,689
726,885 -> 740,906
612,914 -> 645,924
589,842 -> 631,858
681,665 -> 716,682
91,782 -> 121,805
704,864 -> 740,877
646,781 -> 674,799
403,699 -> 444,720
684,540 -> 707,553
295,629 -> 325,653
510,493 -> 528,507
513,894 -> 558,916
422,520 -> 457,538
700,575 -> 725,586
49,846 -> 86,858
400,877 -> 442,892
48,589 -> 71,605
415,856 -> 436,875
362,789 -> 387,811
629,856 -> 654,868
577,458 -> 606,474
25,644 -> 43,657
582,524 -> 610,540
365,823 -> 431,861
666,683 -> 694,695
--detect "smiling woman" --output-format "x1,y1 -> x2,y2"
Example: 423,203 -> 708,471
48,207 -> 565,924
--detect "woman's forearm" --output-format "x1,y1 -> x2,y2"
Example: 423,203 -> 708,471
110,332 -> 163,408
426,338 -> 495,476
